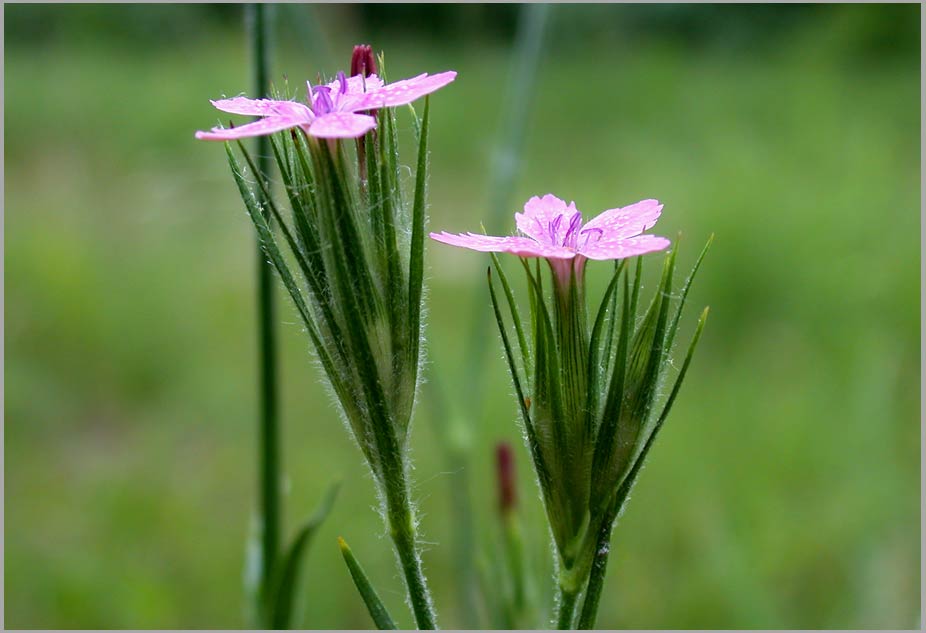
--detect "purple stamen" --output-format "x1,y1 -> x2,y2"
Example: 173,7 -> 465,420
563,211 -> 582,247
549,214 -> 564,244
337,70 -> 348,95
313,86 -> 334,115
535,217 -> 545,235
305,80 -> 314,102
580,227 -> 604,247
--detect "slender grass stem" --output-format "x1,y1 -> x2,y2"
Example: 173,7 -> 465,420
248,3 -> 280,620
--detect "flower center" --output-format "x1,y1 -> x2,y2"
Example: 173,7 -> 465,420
563,212 -> 583,248
309,71 -> 349,116
543,211 -> 585,249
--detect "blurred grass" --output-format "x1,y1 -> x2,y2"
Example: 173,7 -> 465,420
4,4 -> 919,629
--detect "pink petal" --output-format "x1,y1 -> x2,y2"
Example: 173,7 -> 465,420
307,112 -> 377,139
578,234 -> 671,261
429,232 -> 577,260
210,97 -> 314,119
514,194 -> 580,247
195,116 -> 306,141
581,199 -> 663,240
346,71 -> 457,111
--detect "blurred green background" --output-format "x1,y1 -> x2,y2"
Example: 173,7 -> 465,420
5,3 -> 920,629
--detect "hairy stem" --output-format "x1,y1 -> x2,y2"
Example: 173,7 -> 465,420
383,459 -> 438,629
555,581 -> 580,630
576,515 -> 615,629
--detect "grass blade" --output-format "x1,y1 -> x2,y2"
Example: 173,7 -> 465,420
270,483 -> 341,629
338,537 -> 398,630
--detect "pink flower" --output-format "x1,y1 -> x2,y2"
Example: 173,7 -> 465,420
196,70 -> 456,140
430,194 -> 671,280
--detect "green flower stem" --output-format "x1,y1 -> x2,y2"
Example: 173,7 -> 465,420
555,580 -> 581,629
576,514 -> 616,629
382,459 -> 437,630
248,3 -> 280,618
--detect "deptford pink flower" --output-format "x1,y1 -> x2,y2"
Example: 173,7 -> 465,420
430,194 -> 671,282
196,69 -> 456,140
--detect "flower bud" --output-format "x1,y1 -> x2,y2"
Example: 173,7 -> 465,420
496,442 -> 517,514
351,44 -> 377,78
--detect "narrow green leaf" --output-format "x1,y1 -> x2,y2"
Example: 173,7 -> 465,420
579,307 -> 709,630
407,103 -> 421,143
613,306 -> 709,513
609,250 -> 677,488
269,132 -> 293,184
489,251 -> 530,371
236,140 -> 319,297
488,268 -> 532,434
600,261 -> 622,381
385,107 -> 403,213
270,483 -> 341,629
522,254 -> 565,422
518,258 -> 565,432
268,133 -> 338,332
365,125 -> 387,274
586,262 -> 625,429
310,139 -> 400,481
590,270 -> 632,509
338,537 -> 398,630
625,249 -> 676,425
663,234 -> 714,355
377,108 -> 406,356
629,256 -> 643,329
488,268 -> 553,506
225,143 -> 356,432
238,140 -> 352,367
655,306 -> 709,429
291,129 -> 318,198
269,132 -> 312,254
407,97 -> 430,377
312,138 -> 381,324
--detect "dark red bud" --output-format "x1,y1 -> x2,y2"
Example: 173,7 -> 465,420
496,442 -> 517,514
350,44 -> 377,78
